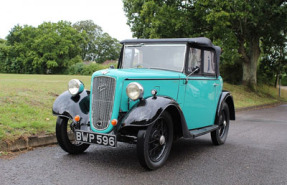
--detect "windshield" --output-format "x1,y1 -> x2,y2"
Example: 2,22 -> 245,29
121,44 -> 186,72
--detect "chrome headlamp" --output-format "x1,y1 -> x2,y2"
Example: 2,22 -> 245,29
126,82 -> 144,101
68,79 -> 84,96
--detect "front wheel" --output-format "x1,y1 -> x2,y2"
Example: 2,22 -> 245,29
211,102 -> 230,145
56,117 -> 90,154
137,112 -> 173,170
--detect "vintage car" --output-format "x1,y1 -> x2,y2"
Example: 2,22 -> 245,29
52,37 -> 235,170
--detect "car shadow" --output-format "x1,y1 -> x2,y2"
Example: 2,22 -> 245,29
61,136 -> 214,172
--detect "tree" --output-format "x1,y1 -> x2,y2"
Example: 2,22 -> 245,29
73,20 -> 103,61
4,21 -> 85,74
4,25 -> 37,73
259,32 -> 287,87
73,20 -> 121,63
123,0 -> 287,87
0,39 -> 9,72
94,33 -> 121,63
32,21 -> 85,73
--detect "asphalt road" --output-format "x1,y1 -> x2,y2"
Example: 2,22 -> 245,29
1,104 -> 287,185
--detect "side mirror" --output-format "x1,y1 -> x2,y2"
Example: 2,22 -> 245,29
185,66 -> 200,84
191,66 -> 200,74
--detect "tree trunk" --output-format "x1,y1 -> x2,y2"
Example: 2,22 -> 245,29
242,37 -> 260,88
274,73 -> 278,88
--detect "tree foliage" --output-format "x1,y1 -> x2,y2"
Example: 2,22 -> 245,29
259,33 -> 287,86
94,33 -> 122,63
73,20 -> 121,63
1,21 -> 85,74
0,20 -> 121,74
123,0 -> 287,86
73,20 -> 103,61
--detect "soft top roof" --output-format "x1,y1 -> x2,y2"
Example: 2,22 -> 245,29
121,37 -> 213,47
121,37 -> 222,75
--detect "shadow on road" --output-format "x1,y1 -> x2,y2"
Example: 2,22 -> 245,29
59,136 -> 214,171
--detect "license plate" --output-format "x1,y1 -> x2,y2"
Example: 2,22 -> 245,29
75,130 -> 117,147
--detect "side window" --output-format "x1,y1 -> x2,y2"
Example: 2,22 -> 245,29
203,50 -> 215,75
188,48 -> 201,74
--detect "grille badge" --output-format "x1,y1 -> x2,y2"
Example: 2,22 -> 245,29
98,84 -> 107,92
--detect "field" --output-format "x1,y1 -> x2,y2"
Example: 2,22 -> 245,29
0,74 -> 91,142
0,73 -> 286,142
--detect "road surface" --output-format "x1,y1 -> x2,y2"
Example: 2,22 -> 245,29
1,104 -> 287,185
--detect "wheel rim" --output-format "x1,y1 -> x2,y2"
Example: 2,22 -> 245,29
148,118 -> 168,162
218,111 -> 227,138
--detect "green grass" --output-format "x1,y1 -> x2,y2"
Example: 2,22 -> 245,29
0,74 -> 91,142
223,83 -> 287,108
0,73 -> 286,142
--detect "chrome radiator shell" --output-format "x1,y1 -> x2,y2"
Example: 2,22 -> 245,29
91,76 -> 116,130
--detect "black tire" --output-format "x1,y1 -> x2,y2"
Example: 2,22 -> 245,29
211,102 -> 230,145
137,112 -> 173,170
56,116 -> 90,154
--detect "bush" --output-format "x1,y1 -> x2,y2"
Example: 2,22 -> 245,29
281,75 -> 287,86
81,63 -> 106,75
220,60 -> 242,85
67,62 -> 85,75
257,58 -> 276,86
69,55 -> 83,66
67,62 -> 118,75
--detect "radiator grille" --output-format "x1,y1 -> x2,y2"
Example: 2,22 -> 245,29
91,76 -> 116,130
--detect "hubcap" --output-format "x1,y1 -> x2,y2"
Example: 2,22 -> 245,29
159,135 -> 165,145
223,120 -> 227,127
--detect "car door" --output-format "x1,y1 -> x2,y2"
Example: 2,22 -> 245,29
182,47 -> 220,130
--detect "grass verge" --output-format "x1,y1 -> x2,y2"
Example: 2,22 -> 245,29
0,73 -> 286,143
223,83 -> 287,108
0,74 -> 91,143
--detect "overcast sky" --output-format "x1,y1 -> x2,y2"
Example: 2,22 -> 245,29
0,0 -> 133,41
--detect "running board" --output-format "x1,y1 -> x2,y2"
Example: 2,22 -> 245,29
189,125 -> 219,138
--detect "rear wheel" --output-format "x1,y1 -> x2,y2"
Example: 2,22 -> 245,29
211,102 -> 230,145
137,112 -> 173,170
56,116 -> 89,154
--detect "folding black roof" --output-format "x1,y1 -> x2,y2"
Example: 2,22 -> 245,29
120,37 -> 213,47
121,37 -> 222,75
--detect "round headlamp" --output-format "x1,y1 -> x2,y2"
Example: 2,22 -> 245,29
68,79 -> 84,96
126,82 -> 144,101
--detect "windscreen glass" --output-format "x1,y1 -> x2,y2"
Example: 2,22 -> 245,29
121,44 -> 186,72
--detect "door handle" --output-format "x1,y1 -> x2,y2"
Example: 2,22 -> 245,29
213,83 -> 219,87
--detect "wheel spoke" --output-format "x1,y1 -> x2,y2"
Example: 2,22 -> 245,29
160,119 -> 164,134
147,118 -> 169,162
162,125 -> 167,136
149,144 -> 162,156
148,139 -> 158,144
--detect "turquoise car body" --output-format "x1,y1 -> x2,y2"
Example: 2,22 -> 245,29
90,68 -> 223,133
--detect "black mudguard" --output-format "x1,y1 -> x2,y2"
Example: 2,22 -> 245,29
52,90 -> 90,124
217,90 -> 235,120
118,96 -> 190,138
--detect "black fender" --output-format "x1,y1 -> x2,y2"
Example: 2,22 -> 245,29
118,96 -> 190,138
216,90 -> 235,121
52,90 -> 90,124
